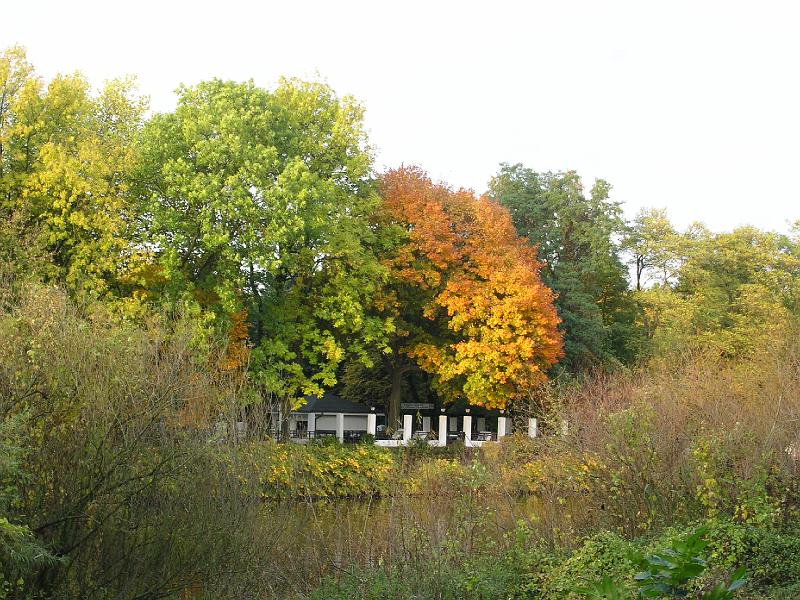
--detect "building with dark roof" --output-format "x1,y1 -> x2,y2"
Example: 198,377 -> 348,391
283,392 -> 517,446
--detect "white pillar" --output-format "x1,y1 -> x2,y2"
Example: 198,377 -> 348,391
402,414 -> 412,444
463,415 -> 472,442
336,413 -> 345,443
438,414 -> 448,446
367,413 -> 377,436
308,412 -> 316,437
561,419 -> 569,436
498,416 -> 508,439
422,416 -> 431,432
528,417 -> 538,438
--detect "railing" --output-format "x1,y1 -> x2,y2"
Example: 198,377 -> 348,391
286,429 -> 367,443
277,428 -> 502,444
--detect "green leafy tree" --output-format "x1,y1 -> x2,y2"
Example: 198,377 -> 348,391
626,208 -> 685,290
637,225 -> 800,359
489,163 -> 639,371
134,78 -> 391,435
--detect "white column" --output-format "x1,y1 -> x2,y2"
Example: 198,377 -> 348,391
463,415 -> 472,442
438,414 -> 448,446
402,414 -> 412,444
336,413 -> 345,443
367,413 -> 377,436
497,416 -> 508,439
308,412 -> 316,437
561,419 -> 569,436
528,417 -> 538,438
422,416 -> 431,432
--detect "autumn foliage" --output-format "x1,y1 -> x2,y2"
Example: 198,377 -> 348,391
379,167 -> 563,409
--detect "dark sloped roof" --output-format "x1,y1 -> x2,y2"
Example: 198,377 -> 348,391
295,392 -> 375,414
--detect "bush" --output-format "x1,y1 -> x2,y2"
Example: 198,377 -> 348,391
0,284 -> 276,598
540,531 -> 638,599
745,527 -> 800,587
235,440 -> 395,500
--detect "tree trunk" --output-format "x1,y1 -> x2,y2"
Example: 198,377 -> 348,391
280,396 -> 291,442
387,364 -> 404,432
636,255 -> 644,291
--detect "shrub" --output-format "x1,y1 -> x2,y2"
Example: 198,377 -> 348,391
238,440 -> 395,500
541,531 -> 638,599
407,458 -> 468,496
745,527 -> 800,587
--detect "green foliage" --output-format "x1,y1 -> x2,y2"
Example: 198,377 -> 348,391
636,223 -> 800,360
555,527 -> 751,600
543,531 -> 638,599
0,284 -> 273,598
744,527 -> 800,587
134,76 -> 392,413
633,527 -> 713,597
579,575 -> 632,600
489,163 -> 640,370
626,208 -> 685,291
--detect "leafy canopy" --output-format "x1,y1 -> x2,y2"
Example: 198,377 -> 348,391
489,163 -> 638,371
378,167 -> 563,409
135,78 -> 392,406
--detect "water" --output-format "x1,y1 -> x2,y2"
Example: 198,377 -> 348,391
256,494 -> 547,594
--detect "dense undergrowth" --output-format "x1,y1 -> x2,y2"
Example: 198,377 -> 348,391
298,327 -> 800,598
307,519 -> 800,599
2,283 -> 800,598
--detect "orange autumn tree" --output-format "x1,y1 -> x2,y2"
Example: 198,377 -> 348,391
376,166 -> 563,426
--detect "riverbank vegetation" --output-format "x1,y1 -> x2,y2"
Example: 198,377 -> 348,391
1,46 -> 800,598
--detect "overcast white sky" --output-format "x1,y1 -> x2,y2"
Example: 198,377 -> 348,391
3,0 -> 799,233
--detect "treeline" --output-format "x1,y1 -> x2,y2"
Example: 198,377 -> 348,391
3,46 -> 798,419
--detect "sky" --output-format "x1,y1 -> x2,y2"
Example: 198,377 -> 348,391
3,0 -> 799,233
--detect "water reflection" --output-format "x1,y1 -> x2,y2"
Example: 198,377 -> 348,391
260,494 -> 546,593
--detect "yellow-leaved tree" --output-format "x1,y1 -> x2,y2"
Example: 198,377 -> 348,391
0,46 -> 147,298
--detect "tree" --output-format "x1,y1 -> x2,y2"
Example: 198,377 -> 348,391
489,163 -> 639,370
626,207 -> 684,290
636,224 -> 800,359
134,78 -> 391,436
374,167 -> 562,426
0,46 -> 147,297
